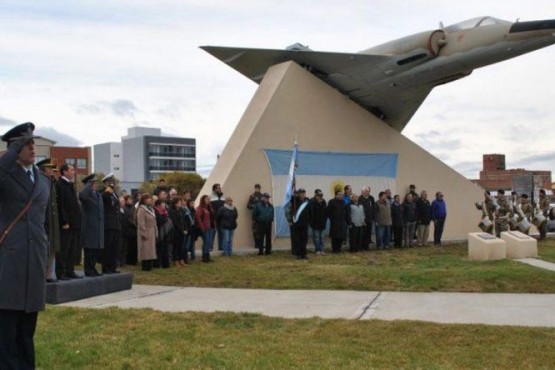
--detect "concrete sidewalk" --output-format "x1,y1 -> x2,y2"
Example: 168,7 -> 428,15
61,285 -> 555,328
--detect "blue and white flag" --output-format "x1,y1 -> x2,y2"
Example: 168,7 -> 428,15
282,141 -> 298,208
264,149 -> 398,237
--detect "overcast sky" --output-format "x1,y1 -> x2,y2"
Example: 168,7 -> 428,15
1,0 -> 554,178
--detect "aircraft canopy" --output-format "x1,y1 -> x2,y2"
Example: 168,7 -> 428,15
445,17 -> 511,32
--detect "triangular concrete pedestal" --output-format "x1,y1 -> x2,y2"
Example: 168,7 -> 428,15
199,61 -> 483,249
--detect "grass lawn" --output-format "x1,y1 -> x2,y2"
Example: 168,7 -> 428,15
539,239 -> 555,262
36,307 -> 555,369
124,242 -> 555,293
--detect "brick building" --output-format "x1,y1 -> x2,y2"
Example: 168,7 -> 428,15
474,154 -> 552,191
50,146 -> 92,183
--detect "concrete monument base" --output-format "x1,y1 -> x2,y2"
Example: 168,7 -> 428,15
199,61 -> 484,249
501,231 -> 538,259
46,272 -> 133,304
468,232 -> 506,261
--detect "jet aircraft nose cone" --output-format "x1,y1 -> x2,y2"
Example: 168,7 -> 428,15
510,19 -> 555,33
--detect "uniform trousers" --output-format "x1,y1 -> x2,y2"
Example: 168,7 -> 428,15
0,310 -> 38,370
103,229 -> 121,273
84,249 -> 101,276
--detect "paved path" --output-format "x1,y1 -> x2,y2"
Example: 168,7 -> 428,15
62,285 -> 555,328
516,258 -> 555,272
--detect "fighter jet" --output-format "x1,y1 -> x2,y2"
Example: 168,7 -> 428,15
201,16 -> 555,132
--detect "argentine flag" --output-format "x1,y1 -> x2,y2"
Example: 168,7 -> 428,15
282,141 -> 298,208
264,149 -> 398,237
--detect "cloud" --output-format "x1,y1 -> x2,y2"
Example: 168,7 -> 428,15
34,127 -> 82,146
77,99 -> 138,117
450,160 -> 482,178
0,116 -> 17,127
512,151 -> 555,168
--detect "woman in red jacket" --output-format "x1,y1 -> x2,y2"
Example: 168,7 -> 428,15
195,195 -> 213,263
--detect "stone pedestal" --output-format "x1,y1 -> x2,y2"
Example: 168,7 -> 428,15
468,232 -> 506,261
198,61 -> 484,249
501,231 -> 538,259
46,272 -> 133,304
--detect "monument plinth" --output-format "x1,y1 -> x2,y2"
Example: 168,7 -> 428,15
198,61 -> 484,249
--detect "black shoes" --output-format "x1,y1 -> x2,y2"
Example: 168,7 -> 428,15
67,272 -> 83,279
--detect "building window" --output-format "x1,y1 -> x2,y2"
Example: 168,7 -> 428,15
77,158 -> 87,169
113,154 -> 120,158
65,158 -> 76,166
114,167 -> 120,171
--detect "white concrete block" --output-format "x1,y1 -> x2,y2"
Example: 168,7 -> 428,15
468,232 -> 506,261
501,231 -> 538,259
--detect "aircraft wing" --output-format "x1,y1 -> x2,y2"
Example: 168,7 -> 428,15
201,46 -> 430,131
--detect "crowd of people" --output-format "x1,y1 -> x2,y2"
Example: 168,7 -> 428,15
280,184 -> 447,260
41,157 -> 452,277
47,177 -> 244,275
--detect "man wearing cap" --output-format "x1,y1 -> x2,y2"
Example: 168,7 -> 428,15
101,173 -> 121,274
56,163 -> 82,280
37,158 -> 60,283
0,122 -> 51,368
210,183 -> 225,251
247,183 -> 263,248
537,189 -> 550,240
252,193 -> 274,255
79,174 -> 104,276
308,189 -> 327,255
287,188 -> 310,260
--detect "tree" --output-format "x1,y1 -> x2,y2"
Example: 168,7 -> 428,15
138,172 -> 206,199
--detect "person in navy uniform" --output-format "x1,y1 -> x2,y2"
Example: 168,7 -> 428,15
0,122 -> 51,369
101,173 -> 121,274
79,174 -> 105,277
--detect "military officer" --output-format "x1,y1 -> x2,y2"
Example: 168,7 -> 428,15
494,189 -> 513,238
37,158 -> 60,283
101,173 -> 121,273
79,174 -> 104,277
0,122 -> 50,369
247,183 -> 263,247
537,189 -> 550,240
519,194 -> 534,235
475,191 -> 496,234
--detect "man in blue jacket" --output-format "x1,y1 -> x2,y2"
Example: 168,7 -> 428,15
431,191 -> 447,246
